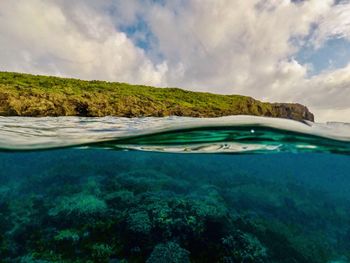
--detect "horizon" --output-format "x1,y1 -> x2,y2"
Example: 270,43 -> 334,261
1,0 -> 350,122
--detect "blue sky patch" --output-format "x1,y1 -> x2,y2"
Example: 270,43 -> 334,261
296,37 -> 350,75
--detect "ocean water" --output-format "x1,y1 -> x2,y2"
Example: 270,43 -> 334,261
1,116 -> 350,263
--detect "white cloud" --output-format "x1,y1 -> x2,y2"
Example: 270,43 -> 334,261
295,63 -> 350,122
0,0 -> 167,86
312,108 -> 350,123
0,0 -> 350,122
143,0 -> 331,90
312,1 -> 350,47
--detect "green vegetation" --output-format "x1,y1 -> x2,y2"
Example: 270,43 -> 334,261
0,71 -> 314,121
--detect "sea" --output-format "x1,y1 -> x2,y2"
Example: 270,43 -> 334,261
0,116 -> 350,263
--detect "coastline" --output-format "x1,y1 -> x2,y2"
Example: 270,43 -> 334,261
0,72 -> 314,121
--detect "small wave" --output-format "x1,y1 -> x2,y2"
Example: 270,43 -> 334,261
0,116 -> 350,154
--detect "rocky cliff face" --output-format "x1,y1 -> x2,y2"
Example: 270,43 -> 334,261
272,103 -> 314,122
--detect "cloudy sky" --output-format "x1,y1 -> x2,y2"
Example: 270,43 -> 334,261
1,0 -> 350,122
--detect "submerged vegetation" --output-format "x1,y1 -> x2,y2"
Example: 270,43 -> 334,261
0,150 -> 349,262
0,72 -> 314,121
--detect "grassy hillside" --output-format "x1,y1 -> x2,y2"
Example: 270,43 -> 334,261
0,72 -> 314,121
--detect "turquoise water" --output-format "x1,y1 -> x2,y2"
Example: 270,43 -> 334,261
1,116 -> 350,262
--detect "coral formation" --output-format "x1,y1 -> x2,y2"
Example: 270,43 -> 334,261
49,194 -> 107,218
146,242 -> 190,263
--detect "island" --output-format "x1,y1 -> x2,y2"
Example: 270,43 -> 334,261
0,72 -> 314,121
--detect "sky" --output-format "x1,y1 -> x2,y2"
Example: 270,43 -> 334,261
0,0 -> 350,122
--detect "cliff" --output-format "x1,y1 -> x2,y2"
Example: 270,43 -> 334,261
0,72 -> 314,121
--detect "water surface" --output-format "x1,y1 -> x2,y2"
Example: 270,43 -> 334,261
0,116 -> 349,262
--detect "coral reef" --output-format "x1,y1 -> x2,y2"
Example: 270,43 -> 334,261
0,150 -> 349,262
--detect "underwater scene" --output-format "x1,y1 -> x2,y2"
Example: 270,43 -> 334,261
1,116 -> 350,263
